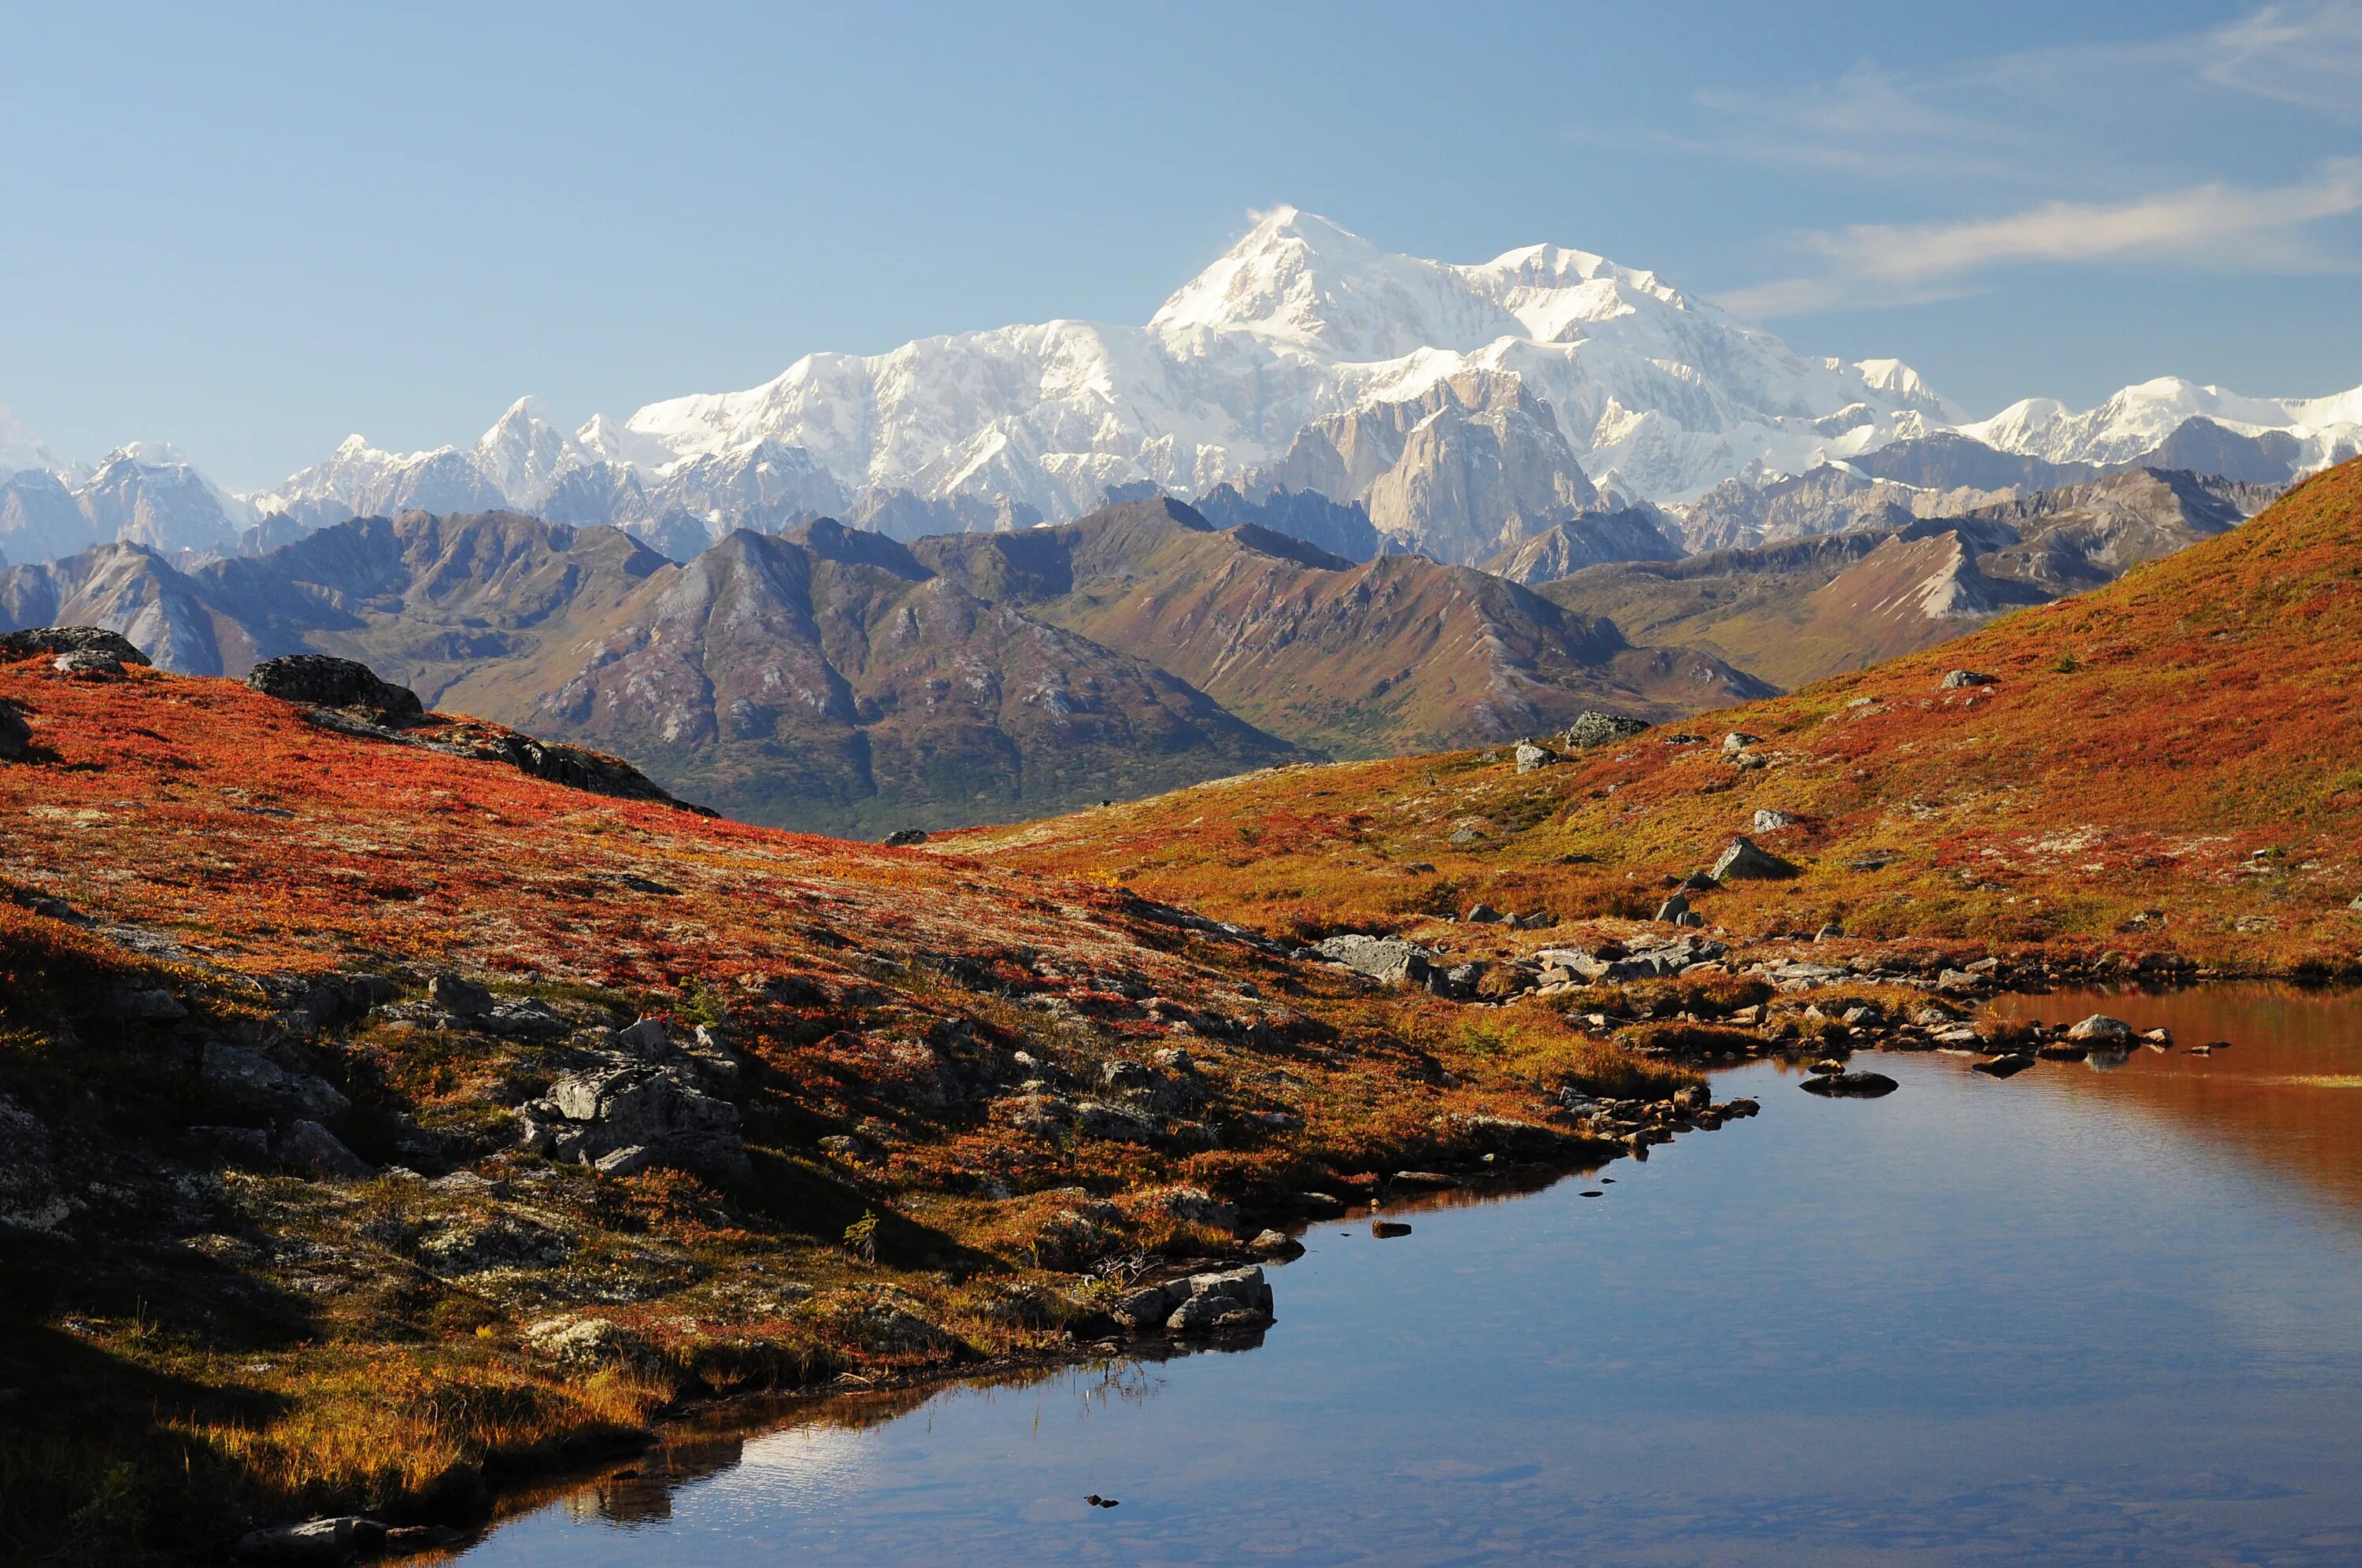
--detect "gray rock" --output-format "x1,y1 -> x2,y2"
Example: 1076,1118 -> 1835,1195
484,998 -> 568,1038
616,1017 -> 671,1056
1654,892 -> 1690,923
1316,934 -> 1433,986
1799,1071 -> 1899,1098
1101,1058 -> 1157,1093
527,1063 -> 745,1178
1464,902 -> 1504,923
1564,711 -> 1649,749
2066,1014 -> 2135,1044
0,1096 -> 77,1233
1514,741 -> 1560,774
1973,1055 -> 2034,1078
1073,1100 -> 1158,1144
1448,826 -> 1483,847
230,1514 -> 387,1564
883,827 -> 929,847
1722,732 -> 1760,755
53,648 -> 126,675
1940,669 -> 1997,689
1753,808 -> 1796,831
1111,1281 -> 1181,1329
0,626 -> 150,666
279,1119 -> 372,1180
199,1043 -> 351,1125
1711,835 -> 1794,882
1246,1227 -> 1304,1257
246,654 -> 424,723
1164,1265 -> 1274,1333
0,700 -> 30,762
427,972 -> 492,1018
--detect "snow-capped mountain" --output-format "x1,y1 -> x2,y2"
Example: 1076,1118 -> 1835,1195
620,206 -> 1963,524
1960,377 -> 2362,471
0,417 -> 252,564
6,208 -> 2358,573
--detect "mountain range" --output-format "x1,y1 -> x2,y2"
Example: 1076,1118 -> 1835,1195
1539,468 -> 2279,690
3,209 -> 2356,574
0,498 -> 1768,832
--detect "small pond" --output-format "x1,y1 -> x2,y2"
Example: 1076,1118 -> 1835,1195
457,983 -> 2362,1565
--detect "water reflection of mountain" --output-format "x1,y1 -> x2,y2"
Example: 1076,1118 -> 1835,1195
1991,983 -> 2362,1213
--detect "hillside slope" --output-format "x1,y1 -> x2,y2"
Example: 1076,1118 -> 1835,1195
961,460 -> 2362,971
915,497 -> 1771,757
0,647 -> 1689,1559
0,511 -> 1305,834
1543,468 -> 2275,690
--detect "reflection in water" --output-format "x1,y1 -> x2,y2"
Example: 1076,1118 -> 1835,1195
458,997 -> 2362,1566
1991,982 -> 2362,1211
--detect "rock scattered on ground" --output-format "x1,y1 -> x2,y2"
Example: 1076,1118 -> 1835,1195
1711,835 -> 1794,881
1315,934 -> 1432,986
1564,711 -> 1649,749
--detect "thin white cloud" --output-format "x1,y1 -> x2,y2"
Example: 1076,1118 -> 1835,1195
2203,0 -> 2362,119
1721,160 -> 2362,317
1577,4 -> 2362,188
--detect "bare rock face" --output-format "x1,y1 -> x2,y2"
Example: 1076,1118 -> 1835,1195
247,653 -> 424,723
522,1060 -> 746,1180
0,698 -> 30,761
1316,934 -> 1433,986
1251,372 -> 1600,565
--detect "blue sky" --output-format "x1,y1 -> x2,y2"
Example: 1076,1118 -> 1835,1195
3,0 -> 2357,487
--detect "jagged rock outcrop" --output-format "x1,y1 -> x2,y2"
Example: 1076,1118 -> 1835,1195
1246,372 -> 1600,564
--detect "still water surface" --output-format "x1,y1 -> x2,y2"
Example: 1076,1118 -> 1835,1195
460,984 -> 2362,1564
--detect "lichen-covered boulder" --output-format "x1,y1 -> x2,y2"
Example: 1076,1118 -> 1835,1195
246,653 -> 425,722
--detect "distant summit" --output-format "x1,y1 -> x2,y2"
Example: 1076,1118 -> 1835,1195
3,212 -> 2355,573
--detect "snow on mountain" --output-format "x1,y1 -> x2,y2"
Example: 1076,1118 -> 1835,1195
252,398 -> 590,528
1962,375 -> 2362,470
73,446 -> 254,554
8,207 -> 2356,573
619,206 -> 1967,531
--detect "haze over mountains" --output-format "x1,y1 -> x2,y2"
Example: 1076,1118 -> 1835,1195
2,208 -> 2356,575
